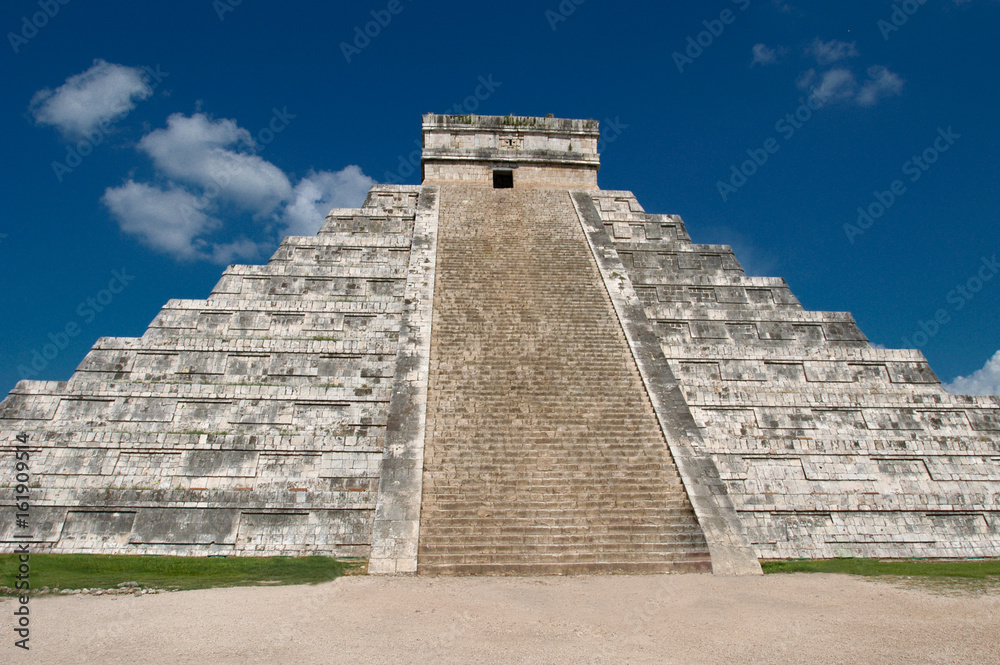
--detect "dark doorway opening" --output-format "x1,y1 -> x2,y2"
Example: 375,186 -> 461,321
493,170 -> 514,189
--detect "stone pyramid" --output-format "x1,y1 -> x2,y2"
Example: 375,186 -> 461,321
2,114 -> 998,576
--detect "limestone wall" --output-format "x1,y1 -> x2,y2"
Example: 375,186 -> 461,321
587,189 -> 1000,559
422,163 -> 599,189
0,185 -> 423,558
421,114 -> 600,189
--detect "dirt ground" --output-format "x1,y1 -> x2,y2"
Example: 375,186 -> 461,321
3,573 -> 998,664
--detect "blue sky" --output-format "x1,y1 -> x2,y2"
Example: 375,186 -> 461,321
2,0 -> 1000,397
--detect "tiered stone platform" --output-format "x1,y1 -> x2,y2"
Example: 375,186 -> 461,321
586,190 -> 1000,559
0,187 -> 422,557
2,114 -> 997,572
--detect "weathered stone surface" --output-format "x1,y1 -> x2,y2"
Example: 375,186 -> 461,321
369,186 -> 440,575
589,188 -> 1000,560
571,191 -> 760,575
416,186 -> 712,575
0,186 -> 421,558
1,114 -> 997,569
422,114 -> 600,189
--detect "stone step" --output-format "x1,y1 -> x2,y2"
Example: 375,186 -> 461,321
417,186 -> 710,575
421,539 -> 709,556
420,524 -> 705,539
424,522 -> 705,537
426,485 -> 690,495
417,558 -> 713,576
425,495 -> 694,508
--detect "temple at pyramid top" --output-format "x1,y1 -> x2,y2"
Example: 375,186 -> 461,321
421,113 -> 601,188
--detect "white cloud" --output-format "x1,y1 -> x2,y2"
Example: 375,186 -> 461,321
103,113 -> 374,262
796,60 -> 904,108
751,44 -> 778,67
807,38 -> 859,66
102,180 -> 263,263
207,238 -> 264,265
138,113 -> 292,214
29,59 -> 152,139
282,167 -> 377,236
814,67 -> 859,103
856,65 -> 905,107
796,68 -> 816,90
944,350 -> 1000,396
103,181 -> 218,260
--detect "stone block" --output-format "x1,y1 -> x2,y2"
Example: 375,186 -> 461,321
129,508 -> 240,545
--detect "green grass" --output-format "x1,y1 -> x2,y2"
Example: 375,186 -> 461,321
0,554 -> 359,594
762,558 -> 1000,578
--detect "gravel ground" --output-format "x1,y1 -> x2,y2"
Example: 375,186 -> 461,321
3,573 -> 998,664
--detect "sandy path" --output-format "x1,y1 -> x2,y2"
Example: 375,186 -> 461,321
2,573 -> 998,664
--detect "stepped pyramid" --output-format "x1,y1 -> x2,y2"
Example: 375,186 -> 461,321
2,114 -> 998,575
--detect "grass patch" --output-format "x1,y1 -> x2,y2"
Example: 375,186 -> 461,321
0,554 -> 359,594
762,558 -> 1000,579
